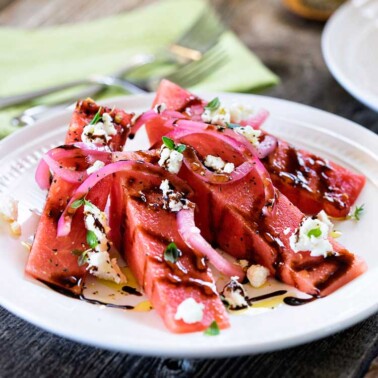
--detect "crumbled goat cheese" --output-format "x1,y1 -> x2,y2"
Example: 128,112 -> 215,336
81,112 -> 117,145
86,160 -> 105,175
86,253 -> 125,284
159,179 -> 192,213
158,146 -> 183,174
201,101 -> 257,126
283,227 -> 291,235
174,297 -> 204,324
201,105 -> 231,127
222,276 -> 248,310
153,103 -> 167,114
203,155 -> 235,174
83,202 -> 126,284
0,194 -> 21,236
289,211 -> 335,258
247,264 -> 269,288
234,126 -> 261,147
238,259 -> 249,269
229,103 -> 255,123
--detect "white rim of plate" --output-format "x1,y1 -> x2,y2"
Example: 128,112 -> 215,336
322,0 -> 378,112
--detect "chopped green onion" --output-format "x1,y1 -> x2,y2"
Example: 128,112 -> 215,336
164,242 -> 182,263
204,321 -> 220,336
86,230 -> 98,249
205,97 -> 220,111
307,227 -> 322,238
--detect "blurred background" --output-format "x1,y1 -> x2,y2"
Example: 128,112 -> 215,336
0,0 -> 377,136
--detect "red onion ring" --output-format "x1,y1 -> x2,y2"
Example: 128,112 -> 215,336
35,145 -> 111,188
57,160 -> 191,237
131,109 -> 186,136
177,209 -> 245,279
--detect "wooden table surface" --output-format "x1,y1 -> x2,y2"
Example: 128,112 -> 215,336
0,0 -> 377,377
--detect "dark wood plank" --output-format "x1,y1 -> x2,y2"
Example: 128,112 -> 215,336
0,0 -> 377,377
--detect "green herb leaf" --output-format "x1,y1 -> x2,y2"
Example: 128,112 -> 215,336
205,97 -> 220,111
225,122 -> 240,130
307,227 -> 322,238
86,230 -> 98,249
89,107 -> 102,125
175,144 -> 186,153
78,250 -> 89,266
162,136 -> 175,150
204,321 -> 220,336
164,242 -> 182,263
71,198 -> 84,209
72,249 -> 89,266
349,204 -> 364,221
84,199 -> 94,208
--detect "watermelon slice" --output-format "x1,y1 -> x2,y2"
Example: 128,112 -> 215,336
261,138 -> 366,218
148,81 -> 365,217
166,128 -> 366,296
112,162 -> 229,333
26,99 -> 133,293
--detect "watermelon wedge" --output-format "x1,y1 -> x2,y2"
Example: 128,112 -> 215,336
111,162 -> 230,333
26,99 -> 133,293
166,127 -> 366,296
148,81 -> 365,217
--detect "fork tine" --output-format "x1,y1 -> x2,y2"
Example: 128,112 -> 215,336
166,48 -> 228,88
170,7 -> 225,60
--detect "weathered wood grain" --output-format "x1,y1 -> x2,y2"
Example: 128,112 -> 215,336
0,0 -> 377,377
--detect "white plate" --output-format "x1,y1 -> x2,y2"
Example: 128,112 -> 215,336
322,0 -> 378,112
0,94 -> 377,358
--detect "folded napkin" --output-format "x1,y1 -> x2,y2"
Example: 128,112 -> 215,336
0,0 -> 278,138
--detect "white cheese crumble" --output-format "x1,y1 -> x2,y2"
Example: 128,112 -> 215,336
81,112 -> 117,145
229,103 -> 255,123
159,179 -> 193,213
201,101 -> 257,127
201,104 -> 231,127
247,264 -> 269,288
203,155 -> 235,174
174,297 -> 204,324
222,276 -> 248,310
158,146 -> 183,174
86,160 -> 105,175
0,194 -> 21,236
83,202 -> 126,284
234,126 -> 262,147
153,103 -> 167,114
289,210 -> 335,258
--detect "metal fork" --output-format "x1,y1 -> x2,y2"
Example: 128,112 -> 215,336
13,47 -> 227,126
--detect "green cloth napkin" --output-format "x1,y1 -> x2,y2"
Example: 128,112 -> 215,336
0,0 -> 278,138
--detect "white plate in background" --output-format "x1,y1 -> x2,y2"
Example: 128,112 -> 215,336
322,0 -> 378,112
0,93 -> 377,357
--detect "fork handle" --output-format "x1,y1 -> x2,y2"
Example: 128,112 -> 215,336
0,55 -> 153,110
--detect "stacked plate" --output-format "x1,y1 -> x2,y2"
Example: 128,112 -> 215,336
322,0 -> 378,112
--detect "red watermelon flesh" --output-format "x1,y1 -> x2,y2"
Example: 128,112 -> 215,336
261,138 -> 366,218
26,100 -> 132,293
169,133 -> 366,296
115,164 -> 229,333
150,81 -> 365,217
